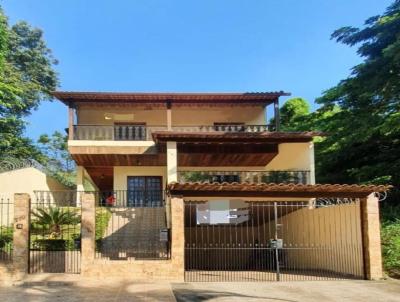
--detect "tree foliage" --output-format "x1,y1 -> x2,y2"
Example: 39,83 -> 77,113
32,207 -> 80,239
37,131 -> 75,186
0,6 -> 58,159
281,1 -> 400,187
278,98 -> 310,131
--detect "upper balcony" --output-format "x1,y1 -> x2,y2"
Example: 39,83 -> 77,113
72,124 -> 276,141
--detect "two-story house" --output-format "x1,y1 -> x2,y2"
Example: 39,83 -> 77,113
50,91 -> 385,282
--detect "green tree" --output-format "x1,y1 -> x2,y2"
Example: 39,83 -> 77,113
278,98 -> 310,131
0,6 -> 58,160
37,131 -> 75,186
284,1 -> 400,187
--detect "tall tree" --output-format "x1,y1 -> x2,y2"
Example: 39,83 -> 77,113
0,6 -> 58,159
278,98 -> 310,131
304,1 -> 400,186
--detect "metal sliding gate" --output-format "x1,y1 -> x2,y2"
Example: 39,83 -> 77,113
29,191 -> 81,274
184,200 -> 364,281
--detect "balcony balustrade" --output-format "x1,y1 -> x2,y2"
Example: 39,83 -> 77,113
177,170 -> 311,184
72,124 -> 276,141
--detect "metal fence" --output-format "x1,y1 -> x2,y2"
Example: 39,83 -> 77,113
184,199 -> 364,281
29,191 -> 81,274
178,170 -> 311,184
94,190 -> 170,260
94,190 -> 165,208
0,195 -> 13,263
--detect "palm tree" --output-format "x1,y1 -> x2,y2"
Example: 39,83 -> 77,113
32,207 -> 80,238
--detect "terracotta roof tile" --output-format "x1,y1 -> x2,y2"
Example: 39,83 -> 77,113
152,131 -> 324,143
168,182 -> 391,198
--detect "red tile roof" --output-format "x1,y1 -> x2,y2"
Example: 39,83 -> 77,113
152,131 -> 324,143
52,91 -> 290,106
168,182 -> 391,198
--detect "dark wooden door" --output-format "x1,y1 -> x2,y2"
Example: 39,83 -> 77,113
127,176 -> 163,207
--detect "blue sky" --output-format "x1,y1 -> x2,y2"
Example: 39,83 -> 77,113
2,0 -> 392,140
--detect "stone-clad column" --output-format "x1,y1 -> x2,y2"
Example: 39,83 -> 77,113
170,196 -> 184,281
12,193 -> 30,278
361,193 -> 383,280
81,192 -> 95,275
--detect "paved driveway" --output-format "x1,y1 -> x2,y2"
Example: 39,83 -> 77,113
0,277 -> 399,302
172,280 -> 400,302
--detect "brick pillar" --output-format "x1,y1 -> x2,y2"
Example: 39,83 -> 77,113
81,192 -> 95,275
170,196 -> 184,281
361,193 -> 383,280
12,193 -> 30,278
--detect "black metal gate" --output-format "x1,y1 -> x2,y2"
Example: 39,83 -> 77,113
94,190 -> 170,260
29,191 -> 81,274
184,200 -> 364,281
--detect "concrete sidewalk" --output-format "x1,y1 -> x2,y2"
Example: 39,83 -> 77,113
0,274 -> 176,302
1,274 -> 400,302
172,279 -> 400,302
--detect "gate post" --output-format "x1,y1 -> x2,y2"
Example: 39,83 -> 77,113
13,193 -> 30,280
170,196 -> 184,281
81,192 -> 95,275
361,193 -> 383,280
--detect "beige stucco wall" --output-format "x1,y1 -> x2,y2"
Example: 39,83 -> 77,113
266,142 -> 312,171
179,143 -> 313,170
276,202 -> 364,278
0,167 -> 68,198
77,106 -> 266,126
177,142 -> 315,182
113,166 -> 167,190
0,167 -> 69,226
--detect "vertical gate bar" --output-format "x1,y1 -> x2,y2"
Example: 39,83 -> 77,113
338,203 -> 344,279
256,203 -> 261,282
340,203 -> 347,279
349,202 -> 355,278
273,202 -> 280,281
289,202 -> 294,281
262,203 -> 266,281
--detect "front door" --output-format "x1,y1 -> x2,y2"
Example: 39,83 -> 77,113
127,176 -> 163,207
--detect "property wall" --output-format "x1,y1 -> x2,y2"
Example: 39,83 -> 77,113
77,105 -> 266,126
113,166 -> 168,190
80,195 -> 185,281
276,202 -> 363,277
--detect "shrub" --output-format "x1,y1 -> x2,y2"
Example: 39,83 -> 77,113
33,239 -> 67,251
381,201 -> 400,279
95,208 -> 111,249
381,219 -> 400,278
31,206 -> 80,238
0,226 -> 13,250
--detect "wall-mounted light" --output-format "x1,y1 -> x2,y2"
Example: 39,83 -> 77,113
104,113 -> 113,120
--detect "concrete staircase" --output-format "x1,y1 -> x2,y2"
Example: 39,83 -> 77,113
99,207 -> 169,260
